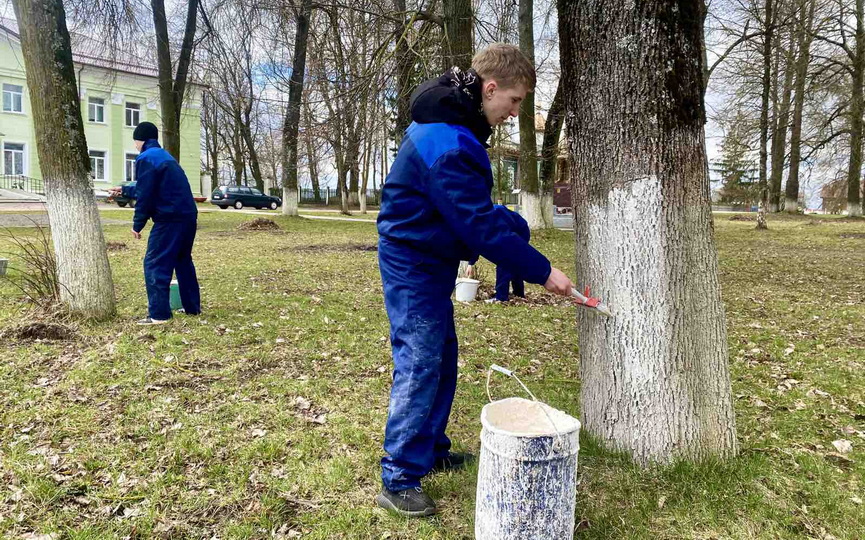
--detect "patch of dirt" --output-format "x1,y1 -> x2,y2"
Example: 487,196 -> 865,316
1,321 -> 76,341
729,214 -> 756,221
291,243 -> 377,253
106,241 -> 128,251
237,218 -> 280,231
840,233 -> 865,239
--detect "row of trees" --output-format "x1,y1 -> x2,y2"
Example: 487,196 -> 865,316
190,0 -> 562,225
710,0 -> 864,221
14,0 -> 772,468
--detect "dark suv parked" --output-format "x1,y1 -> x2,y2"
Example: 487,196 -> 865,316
210,186 -> 282,210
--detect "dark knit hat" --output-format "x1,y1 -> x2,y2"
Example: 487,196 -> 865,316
132,121 -> 158,142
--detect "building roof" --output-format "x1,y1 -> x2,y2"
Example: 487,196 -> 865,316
0,16 -> 160,79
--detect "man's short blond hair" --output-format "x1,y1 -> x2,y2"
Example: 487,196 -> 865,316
471,43 -> 536,91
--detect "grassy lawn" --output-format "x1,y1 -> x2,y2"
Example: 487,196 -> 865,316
0,210 -> 863,539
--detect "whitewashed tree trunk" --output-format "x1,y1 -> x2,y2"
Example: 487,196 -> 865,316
280,0 -> 310,218
282,187 -> 298,216
560,0 -> 737,464
518,0 -> 546,229
12,0 -> 115,319
359,189 -> 367,214
519,191 -> 546,230
540,192 -> 554,229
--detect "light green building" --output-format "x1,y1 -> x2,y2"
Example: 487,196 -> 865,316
0,19 -> 202,195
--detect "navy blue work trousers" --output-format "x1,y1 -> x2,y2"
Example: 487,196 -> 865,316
144,220 -> 201,320
495,266 -> 525,302
378,237 -> 459,492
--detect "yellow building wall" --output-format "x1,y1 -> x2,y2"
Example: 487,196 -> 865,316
0,31 -> 202,194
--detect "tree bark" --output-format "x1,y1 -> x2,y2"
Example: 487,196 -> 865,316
560,0 -> 738,464
393,0 -> 413,143
11,0 -> 116,318
756,0 -> 774,229
303,98 -> 321,203
517,0 -> 544,228
540,78 -> 565,223
151,0 -> 198,160
442,0 -> 473,70
769,28 -> 796,212
282,0 -> 312,216
847,0 -> 865,217
785,0 -> 816,214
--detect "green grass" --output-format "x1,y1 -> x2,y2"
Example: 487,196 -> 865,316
1,211 -> 863,539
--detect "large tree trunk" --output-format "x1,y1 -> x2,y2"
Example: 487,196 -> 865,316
785,0 -> 816,214
756,0 -> 774,229
11,0 -> 116,318
442,0 -> 473,70
560,0 -> 738,464
847,0 -> 865,217
151,0 -> 198,160
769,29 -> 796,212
282,0 -> 312,216
517,0 -> 544,229
539,78 -> 565,225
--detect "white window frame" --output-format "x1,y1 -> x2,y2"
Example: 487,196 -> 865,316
125,153 -> 138,182
89,150 -> 108,182
2,83 -> 24,114
125,102 -> 141,127
2,141 -> 27,176
88,96 -> 106,123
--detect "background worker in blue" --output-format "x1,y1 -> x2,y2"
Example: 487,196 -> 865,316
469,205 -> 531,303
109,122 -> 201,325
375,44 -> 576,517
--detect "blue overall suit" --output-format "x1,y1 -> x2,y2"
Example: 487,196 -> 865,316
123,139 -> 200,320
376,69 -> 552,492
493,205 -> 530,302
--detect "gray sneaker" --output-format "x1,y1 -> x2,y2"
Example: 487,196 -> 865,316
137,317 -> 169,325
375,486 -> 437,517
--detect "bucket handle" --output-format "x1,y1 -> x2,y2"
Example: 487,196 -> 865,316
486,364 -> 567,453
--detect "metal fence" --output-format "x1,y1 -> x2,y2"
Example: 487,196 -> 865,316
268,187 -> 381,207
0,174 -> 45,195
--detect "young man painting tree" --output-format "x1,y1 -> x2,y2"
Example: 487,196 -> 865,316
375,43 -> 575,517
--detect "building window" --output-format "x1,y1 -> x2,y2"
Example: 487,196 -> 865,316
88,97 -> 105,123
89,150 -> 106,181
2,84 -> 23,113
125,102 -> 140,127
125,153 -> 137,182
3,143 -> 25,175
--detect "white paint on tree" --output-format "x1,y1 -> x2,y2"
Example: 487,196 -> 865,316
282,187 -> 298,216
519,191 -> 546,230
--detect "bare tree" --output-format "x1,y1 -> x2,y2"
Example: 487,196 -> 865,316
10,0 -> 116,318
784,0 -> 817,213
151,0 -> 200,160
517,0 -> 545,229
282,0 -> 313,216
560,0 -> 737,464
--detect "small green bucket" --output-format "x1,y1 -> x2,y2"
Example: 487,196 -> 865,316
169,279 -> 182,311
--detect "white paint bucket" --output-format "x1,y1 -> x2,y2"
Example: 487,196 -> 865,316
454,278 -> 480,302
476,397 -> 581,540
